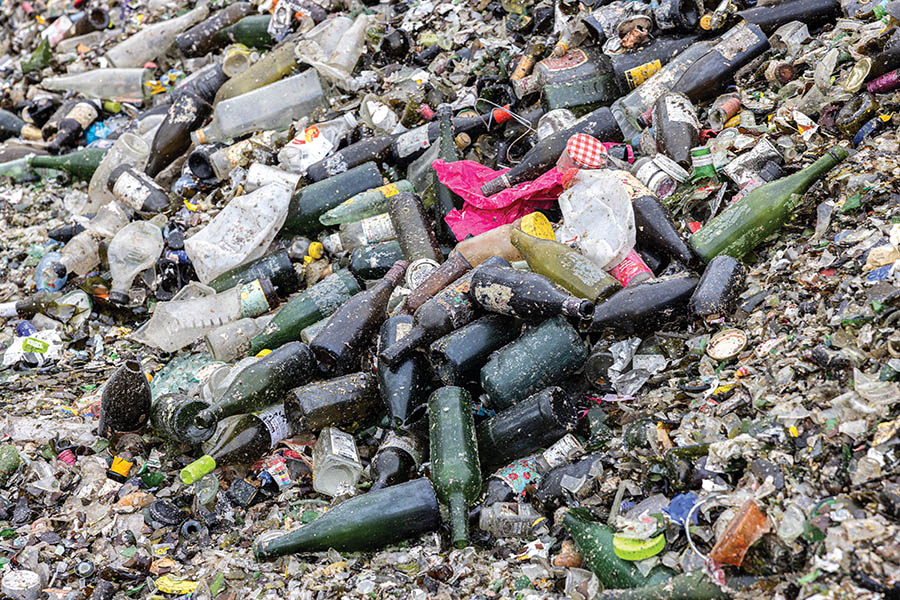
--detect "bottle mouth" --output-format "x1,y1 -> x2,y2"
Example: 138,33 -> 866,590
123,359 -> 142,374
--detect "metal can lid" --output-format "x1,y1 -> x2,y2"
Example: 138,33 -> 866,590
652,154 -> 689,182
707,328 -> 748,361
406,258 -> 440,289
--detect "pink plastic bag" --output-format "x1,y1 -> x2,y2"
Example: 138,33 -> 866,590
433,159 -> 563,241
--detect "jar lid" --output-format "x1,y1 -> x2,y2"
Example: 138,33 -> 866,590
707,328 -> 748,361
653,154 -> 689,182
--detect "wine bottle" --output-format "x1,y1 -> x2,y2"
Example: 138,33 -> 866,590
0,109 -> 41,142
285,372 -> 381,433
99,360 -> 152,437
689,255 -> 746,319
513,47 -> 612,99
370,431 -> 424,491
510,229 -> 621,302
180,404 -> 292,484
480,106 -> 622,196
175,2 -> 253,57
584,274 -> 699,333
150,393 -> 213,445
477,386 -> 578,471
378,256 -> 511,367
652,92 -> 699,168
208,249 -> 300,296
631,194 -> 695,265
434,105 -> 463,244
106,4 -> 210,67
671,23 -> 770,102
738,0 -> 840,34
428,387 -> 482,548
609,34 -> 701,92
215,14 -> 274,49
253,478 -> 441,559
306,134 -> 398,183
249,269 -> 361,354
213,33 -> 300,106
319,180 -> 417,226
193,342 -> 317,432
428,315 -> 522,386
402,251 -> 472,315
310,261 -> 407,375
28,147 -> 108,182
540,74 -> 619,115
46,100 -> 99,154
471,265 -> 595,320
283,162 -> 384,235
107,164 -> 171,213
349,241 -> 406,281
690,147 -> 849,261
377,315 -> 431,428
389,192 -> 442,263
145,91 -> 212,178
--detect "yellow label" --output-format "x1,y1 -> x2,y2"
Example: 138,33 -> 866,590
519,212 -> 554,240
255,349 -> 273,358
624,60 -> 662,90
378,183 -> 400,198
155,576 -> 198,595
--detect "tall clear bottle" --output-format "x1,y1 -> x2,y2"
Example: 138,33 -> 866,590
106,4 -> 210,68
84,133 -> 151,216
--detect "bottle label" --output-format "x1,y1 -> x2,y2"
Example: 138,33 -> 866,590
360,214 -> 396,244
624,59 -> 662,89
541,434 -> 584,470
559,252 -> 605,286
320,152 -> 349,177
328,428 -> 359,461
608,249 -> 653,287
378,182 -> 400,198
68,103 -> 99,130
395,126 -> 431,158
239,280 -> 273,318
715,24 -> 760,62
382,431 -> 422,466
494,455 -> 540,496
308,273 -> 353,316
258,405 -> 291,446
664,95 -> 700,128
112,169 -> 151,210
541,48 -> 588,72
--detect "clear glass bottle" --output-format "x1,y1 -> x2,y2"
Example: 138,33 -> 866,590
320,213 -> 397,254
106,4 -> 210,68
312,426 -> 363,497
85,132 -> 151,216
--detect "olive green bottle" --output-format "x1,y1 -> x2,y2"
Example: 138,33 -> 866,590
563,508 -> 673,589
22,38 -> 51,74
428,315 -> 522,386
349,241 -> 405,281
510,229 -> 621,302
690,147 -> 849,261
319,180 -> 417,226
285,371 -> 381,434
216,14 -> 274,49
389,193 -> 442,263
208,249 -> 300,296
28,147 -> 108,182
213,33 -> 299,106
428,387 -> 482,548
283,162 -> 384,235
253,478 -> 441,559
434,105 -> 463,244
193,341 -> 317,431
249,269 -> 360,354
150,393 -> 213,445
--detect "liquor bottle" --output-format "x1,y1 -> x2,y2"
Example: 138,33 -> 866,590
310,261 -> 408,376
106,4 -> 210,67
145,92 -> 212,177
472,265 -> 595,321
180,404 -> 292,484
584,274 -> 700,333
320,214 -> 397,254
632,194 -> 695,265
403,251 -> 472,315
510,229 -> 620,302
737,0 -> 840,34
671,23 -> 770,102
428,315 -> 522,386
0,109 -> 41,142
690,147 -> 849,261
107,164 -> 171,213
689,255 -> 746,319
652,93 -> 699,167
370,431 -> 424,491
563,508 -> 673,589
283,162 -> 384,235
477,386 -> 578,471
150,393 -> 213,445
389,193 -> 442,263
175,2 -> 253,57
208,249 -> 300,296
215,14 -> 274,49
285,372 -> 381,433
0,292 -> 61,320
350,241 -> 406,281
480,317 -> 587,410
249,269 -> 360,354
192,70 -> 324,144
253,478 -> 441,559
213,34 -> 300,106
319,180 -> 417,226
480,106 -> 622,196
609,35 -> 701,92
434,105 -> 463,244
99,360 -> 152,437
379,256 -> 511,367
193,342 -> 317,431
428,387 -> 482,548
28,147 -> 109,182
377,315 -> 431,428
46,101 -> 99,154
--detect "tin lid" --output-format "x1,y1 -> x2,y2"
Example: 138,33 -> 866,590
707,328 -> 748,361
653,154 -> 689,182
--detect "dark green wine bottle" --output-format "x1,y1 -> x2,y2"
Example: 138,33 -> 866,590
216,14 -> 274,49
150,393 -> 213,445
632,194 -> 695,265
0,109 -> 41,142
428,386 -> 482,548
285,371 -> 381,434
176,2 -> 253,57
208,249 -> 300,296
370,431 -> 424,491
541,74 -> 619,115
584,274 -> 699,334
434,105 -> 462,244
28,147 -> 108,181
253,478 -> 441,559
428,315 -> 522,386
193,341 -> 317,431
349,241 -> 405,281
249,269 -> 360,354
377,315 -> 431,428
283,162 -> 384,235
471,265 -> 595,321
389,192 -> 442,263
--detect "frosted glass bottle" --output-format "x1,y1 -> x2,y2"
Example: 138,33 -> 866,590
39,69 -> 152,103
84,133 -> 151,216
192,70 -> 324,144
106,4 -> 210,68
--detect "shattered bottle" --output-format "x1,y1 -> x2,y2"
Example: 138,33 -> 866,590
85,132 -> 151,216
312,426 -> 363,496
653,93 -> 700,168
99,360 -> 152,437
151,393 -> 213,445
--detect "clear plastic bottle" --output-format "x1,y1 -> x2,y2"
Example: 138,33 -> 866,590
41,202 -> 130,285
85,132 -> 151,216
35,251 -> 66,292
107,221 -> 164,305
106,3 -> 210,68
277,113 -> 358,175
312,426 -> 363,497
192,70 -> 324,144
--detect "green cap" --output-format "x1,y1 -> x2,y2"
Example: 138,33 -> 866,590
180,455 -> 217,485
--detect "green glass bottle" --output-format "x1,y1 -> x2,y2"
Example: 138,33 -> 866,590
213,33 -> 299,106
690,147 -> 849,261
434,106 -> 462,244
253,478 -> 441,559
563,508 -> 673,589
193,341 -> 317,431
22,38 -> 51,74
208,249 -> 300,296
180,404 -> 291,484
283,162 -> 384,235
248,269 -> 360,354
285,371 -> 381,433
540,73 -> 619,115
349,241 -> 405,281
594,570 -> 731,600
0,158 -> 37,182
389,193 -> 442,263
428,315 -> 522,386
319,180 -> 417,226
510,229 -> 621,302
28,147 -> 109,182
150,393 -> 213,445
216,14 -> 274,49
428,387 -> 482,548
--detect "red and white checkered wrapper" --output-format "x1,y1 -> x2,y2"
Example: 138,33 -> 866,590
557,133 -> 609,171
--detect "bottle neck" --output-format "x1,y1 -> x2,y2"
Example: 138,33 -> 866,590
379,326 -> 427,366
794,148 -> 846,187
447,491 -> 470,549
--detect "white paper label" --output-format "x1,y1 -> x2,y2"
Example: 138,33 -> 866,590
329,429 -> 359,461
382,431 -> 422,466
395,126 -> 431,159
664,96 -> 700,128
541,434 -> 584,470
360,213 -> 396,244
112,170 -> 151,210
715,24 -> 760,62
258,405 -> 291,447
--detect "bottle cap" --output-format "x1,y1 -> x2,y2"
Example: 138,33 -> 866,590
700,13 -> 713,29
613,532 -> 666,560
181,455 -> 217,485
706,328 -> 748,361
519,212 -> 554,240
1,569 -> 42,600
20,124 -> 42,141
308,241 -> 324,259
